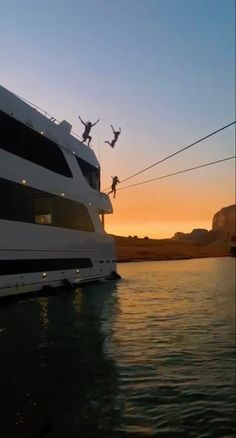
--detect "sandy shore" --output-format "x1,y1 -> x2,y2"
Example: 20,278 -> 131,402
114,235 -> 230,263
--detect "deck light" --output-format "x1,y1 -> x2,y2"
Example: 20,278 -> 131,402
22,179 -> 26,184
76,269 -> 79,274
61,193 -> 65,197
42,272 -> 47,279
40,131 -> 44,135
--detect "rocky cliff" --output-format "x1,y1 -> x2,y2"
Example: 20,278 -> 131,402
212,204 -> 236,240
172,204 -> 236,244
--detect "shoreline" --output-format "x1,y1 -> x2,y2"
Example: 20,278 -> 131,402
114,235 -> 230,264
117,254 -> 230,263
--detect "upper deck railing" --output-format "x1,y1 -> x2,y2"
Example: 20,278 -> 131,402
16,93 -> 84,143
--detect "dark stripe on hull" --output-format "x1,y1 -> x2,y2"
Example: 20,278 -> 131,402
0,258 -> 93,275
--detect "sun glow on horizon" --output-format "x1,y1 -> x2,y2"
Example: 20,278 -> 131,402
0,0 -> 234,240
105,220 -> 214,239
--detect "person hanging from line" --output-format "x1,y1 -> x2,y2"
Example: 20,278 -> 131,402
78,115 -> 100,146
104,125 -> 121,148
107,176 -> 120,198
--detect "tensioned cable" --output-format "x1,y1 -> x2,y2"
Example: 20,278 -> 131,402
115,156 -> 235,191
103,120 -> 235,191
120,121 -> 236,183
15,92 -> 235,187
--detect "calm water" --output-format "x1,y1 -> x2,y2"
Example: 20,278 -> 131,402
0,257 -> 235,437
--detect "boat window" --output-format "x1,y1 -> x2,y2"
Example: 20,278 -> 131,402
0,177 -> 94,232
35,214 -> 52,225
75,156 -> 100,190
0,110 -> 73,177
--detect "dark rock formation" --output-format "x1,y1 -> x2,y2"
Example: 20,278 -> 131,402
212,204 -> 236,241
173,229 -> 223,245
173,229 -> 209,243
172,204 -> 236,245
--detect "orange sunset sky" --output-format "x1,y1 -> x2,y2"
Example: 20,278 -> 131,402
102,138 -> 235,238
1,0 -> 235,238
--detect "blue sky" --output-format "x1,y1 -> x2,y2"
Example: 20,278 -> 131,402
1,0 -> 235,237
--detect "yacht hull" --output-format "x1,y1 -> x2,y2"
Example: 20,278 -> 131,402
0,220 -> 116,298
0,85 -> 117,298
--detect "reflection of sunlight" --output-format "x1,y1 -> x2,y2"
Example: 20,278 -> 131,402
0,259 -> 234,436
112,259 -> 235,369
71,287 -> 83,314
38,298 -> 49,329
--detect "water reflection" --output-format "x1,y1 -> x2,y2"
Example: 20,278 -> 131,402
0,282 -> 121,438
0,258 -> 235,437
113,259 -> 236,436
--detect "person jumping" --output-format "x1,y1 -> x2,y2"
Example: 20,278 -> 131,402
105,125 -> 121,148
79,115 -> 100,146
107,176 -> 120,198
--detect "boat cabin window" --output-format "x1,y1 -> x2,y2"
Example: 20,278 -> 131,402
35,214 -> 52,225
0,110 -> 73,177
0,177 -> 94,232
75,156 -> 100,190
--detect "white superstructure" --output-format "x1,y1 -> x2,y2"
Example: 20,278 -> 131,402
0,85 -> 117,298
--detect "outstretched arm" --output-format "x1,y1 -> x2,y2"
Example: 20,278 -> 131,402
79,116 -> 86,126
110,125 -> 115,133
92,119 -> 100,127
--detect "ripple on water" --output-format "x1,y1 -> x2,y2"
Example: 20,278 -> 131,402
0,258 -> 235,437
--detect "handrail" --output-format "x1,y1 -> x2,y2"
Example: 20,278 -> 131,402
16,94 -> 59,122
16,93 -> 84,142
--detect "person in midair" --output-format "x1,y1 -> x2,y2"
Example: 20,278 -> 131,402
107,176 -> 120,198
78,115 -> 100,146
104,125 -> 121,148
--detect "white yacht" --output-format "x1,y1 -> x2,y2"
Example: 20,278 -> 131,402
0,85 -> 118,298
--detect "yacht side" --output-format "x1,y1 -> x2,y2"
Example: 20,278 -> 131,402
0,85 -> 117,298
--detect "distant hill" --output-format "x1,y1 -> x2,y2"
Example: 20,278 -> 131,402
113,205 -> 235,262
172,229 -> 221,245
172,204 -> 236,244
173,228 -> 209,243
113,234 -> 229,262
